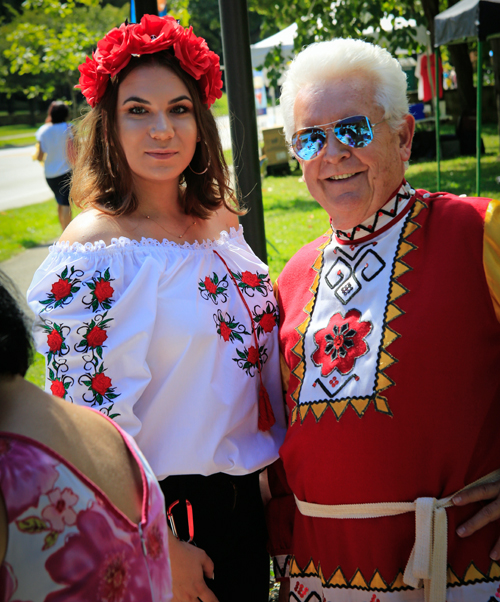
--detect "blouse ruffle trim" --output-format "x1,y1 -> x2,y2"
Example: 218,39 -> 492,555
51,225 -> 245,254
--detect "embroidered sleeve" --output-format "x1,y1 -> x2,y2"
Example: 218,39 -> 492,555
27,250 -> 157,437
484,198 -> 500,324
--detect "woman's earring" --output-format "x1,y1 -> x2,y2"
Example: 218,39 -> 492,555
189,139 -> 211,175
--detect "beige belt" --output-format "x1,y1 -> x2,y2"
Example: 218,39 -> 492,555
294,469 -> 500,602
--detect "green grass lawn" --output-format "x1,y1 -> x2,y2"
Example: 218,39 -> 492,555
0,200 -> 63,263
0,123 -> 42,148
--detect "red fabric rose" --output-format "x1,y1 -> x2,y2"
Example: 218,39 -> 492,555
247,346 -> 259,365
219,322 -> 231,342
94,24 -> 132,77
51,279 -> 72,301
75,15 -> 221,108
204,277 -> 217,294
94,279 -> 114,303
198,54 -> 223,107
130,14 -> 182,56
91,373 -> 112,396
47,329 -> 63,352
87,326 -> 108,348
50,380 -> 66,398
259,313 -> 276,333
174,27 -> 212,79
76,55 -> 109,109
241,271 -> 261,288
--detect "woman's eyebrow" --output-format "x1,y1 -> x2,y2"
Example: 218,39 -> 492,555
122,96 -> 151,105
169,95 -> 192,104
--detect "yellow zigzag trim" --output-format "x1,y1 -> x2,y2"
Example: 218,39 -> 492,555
290,200 -> 428,425
290,232 -> 331,423
289,556 -> 500,591
373,198 -> 428,416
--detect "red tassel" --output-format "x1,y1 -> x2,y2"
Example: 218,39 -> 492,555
258,384 -> 276,432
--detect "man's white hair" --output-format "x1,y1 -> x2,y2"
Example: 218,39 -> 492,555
280,38 -> 409,142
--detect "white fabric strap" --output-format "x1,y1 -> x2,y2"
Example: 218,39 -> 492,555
294,469 -> 500,602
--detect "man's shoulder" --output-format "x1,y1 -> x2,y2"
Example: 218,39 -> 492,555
416,188 -> 492,220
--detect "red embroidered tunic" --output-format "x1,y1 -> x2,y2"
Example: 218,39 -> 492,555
269,183 -> 500,601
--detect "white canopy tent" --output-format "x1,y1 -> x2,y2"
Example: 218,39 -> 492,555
250,23 -> 297,70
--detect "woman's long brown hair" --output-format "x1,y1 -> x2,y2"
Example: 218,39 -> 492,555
71,50 -> 242,219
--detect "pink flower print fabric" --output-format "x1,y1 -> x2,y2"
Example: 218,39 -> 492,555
0,426 -> 172,602
0,437 -> 58,522
41,488 -> 78,532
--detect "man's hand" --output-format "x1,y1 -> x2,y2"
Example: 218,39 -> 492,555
168,532 -> 219,602
453,479 -> 500,560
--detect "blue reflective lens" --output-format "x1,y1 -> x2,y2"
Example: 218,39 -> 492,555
292,115 -> 375,161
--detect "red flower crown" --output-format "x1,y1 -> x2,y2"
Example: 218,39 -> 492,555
76,14 -> 223,108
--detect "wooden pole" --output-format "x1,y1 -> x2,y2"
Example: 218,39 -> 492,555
218,0 -> 268,263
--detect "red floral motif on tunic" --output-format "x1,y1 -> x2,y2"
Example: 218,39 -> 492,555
50,380 -> 66,398
91,373 -> 113,396
51,279 -> 72,301
204,276 -> 217,294
241,271 -> 261,288
312,308 -> 372,376
47,329 -> 64,352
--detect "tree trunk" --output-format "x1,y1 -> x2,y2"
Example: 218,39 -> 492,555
491,37 -> 500,151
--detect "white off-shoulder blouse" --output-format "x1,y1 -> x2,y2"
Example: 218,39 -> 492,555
27,227 -> 286,480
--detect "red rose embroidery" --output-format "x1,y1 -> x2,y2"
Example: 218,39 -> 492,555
50,380 -> 66,398
259,313 -> 276,333
204,277 -> 217,295
241,271 -> 261,288
247,346 -> 259,365
51,279 -> 72,301
91,373 -> 112,396
47,329 -> 63,352
219,322 -> 232,342
86,326 -> 108,348
94,280 -> 114,303
312,309 -> 372,376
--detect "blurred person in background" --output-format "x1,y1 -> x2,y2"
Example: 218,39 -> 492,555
36,101 -> 74,230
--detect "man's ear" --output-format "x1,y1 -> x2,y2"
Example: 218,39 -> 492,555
399,114 -> 415,162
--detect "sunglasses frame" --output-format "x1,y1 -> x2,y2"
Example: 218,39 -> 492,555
291,115 -> 385,161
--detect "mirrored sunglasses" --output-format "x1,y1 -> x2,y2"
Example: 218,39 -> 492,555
291,115 -> 383,161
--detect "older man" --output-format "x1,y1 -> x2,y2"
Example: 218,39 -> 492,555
267,39 -> 500,602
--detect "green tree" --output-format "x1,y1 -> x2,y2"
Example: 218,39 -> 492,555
1,0 -> 129,110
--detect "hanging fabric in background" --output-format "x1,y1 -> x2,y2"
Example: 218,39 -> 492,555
415,53 -> 444,102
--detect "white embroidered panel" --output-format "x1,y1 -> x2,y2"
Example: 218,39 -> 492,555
299,215 -> 408,405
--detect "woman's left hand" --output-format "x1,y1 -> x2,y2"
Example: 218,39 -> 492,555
452,479 -> 500,560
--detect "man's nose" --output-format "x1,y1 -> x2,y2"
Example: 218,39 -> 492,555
323,128 -> 351,162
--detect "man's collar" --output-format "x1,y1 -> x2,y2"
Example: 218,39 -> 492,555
333,181 -> 415,242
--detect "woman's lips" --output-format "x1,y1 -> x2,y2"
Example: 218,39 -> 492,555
145,150 -> 178,159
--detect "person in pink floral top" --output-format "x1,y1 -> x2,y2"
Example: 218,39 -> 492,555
0,273 -> 172,602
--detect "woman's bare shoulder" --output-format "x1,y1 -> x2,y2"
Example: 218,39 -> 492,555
215,205 -> 240,232
60,209 -> 136,246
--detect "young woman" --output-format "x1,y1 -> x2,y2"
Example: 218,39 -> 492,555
0,273 -> 172,601
27,15 -> 286,602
